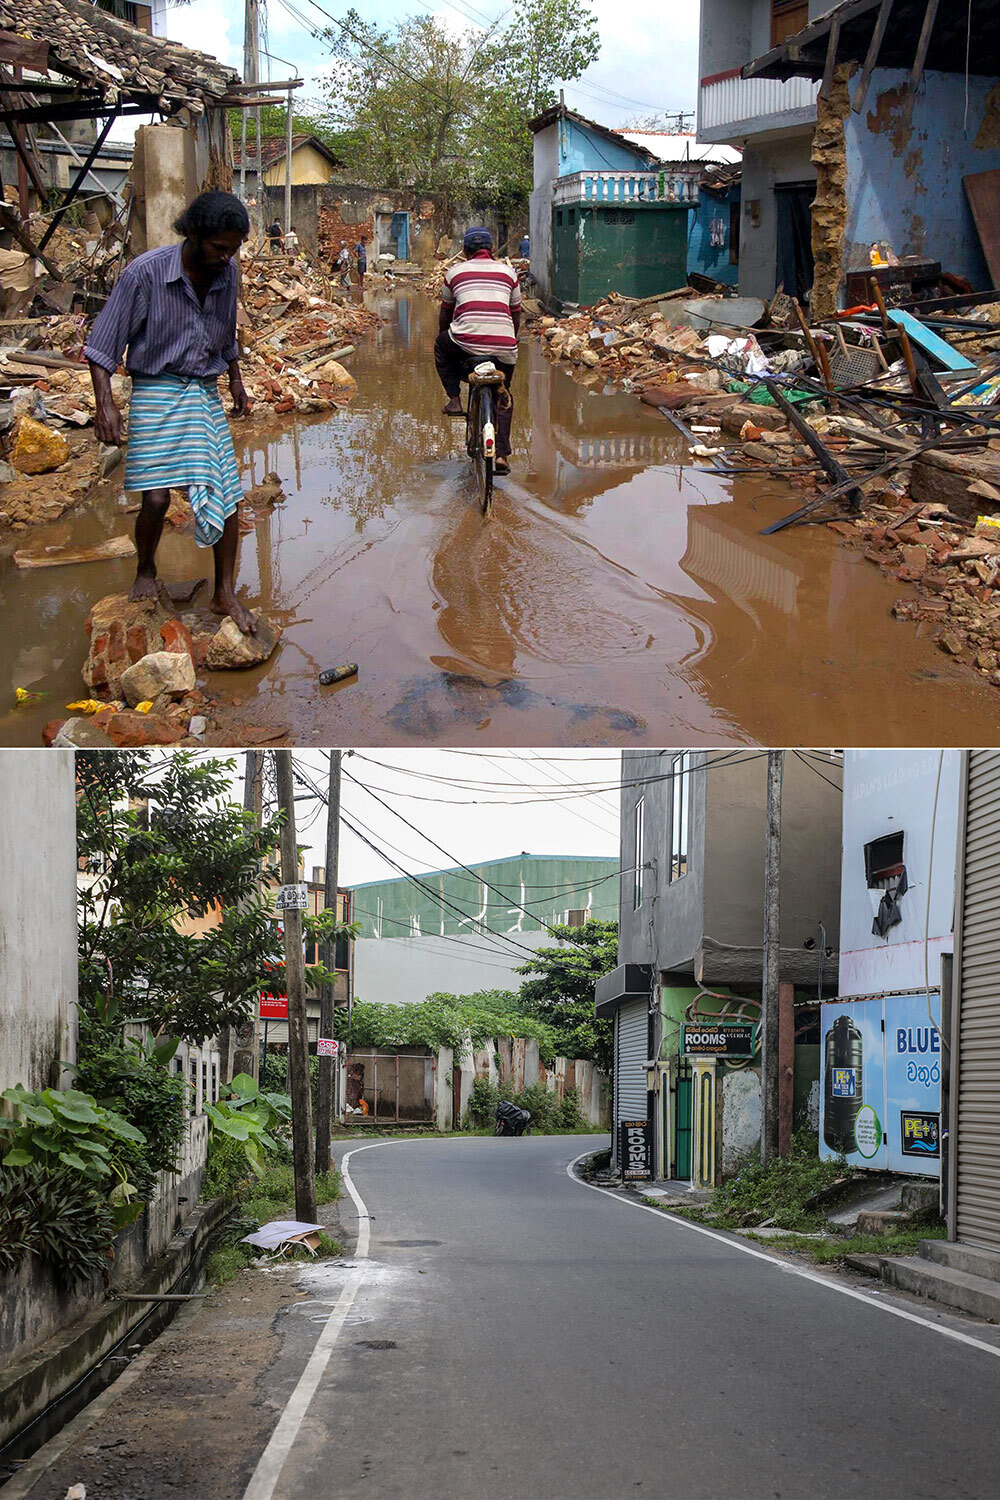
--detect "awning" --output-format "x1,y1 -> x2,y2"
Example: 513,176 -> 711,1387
595,963 -> 652,1018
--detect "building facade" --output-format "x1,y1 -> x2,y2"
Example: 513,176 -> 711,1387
351,853 -> 619,1008
599,750 -> 842,1181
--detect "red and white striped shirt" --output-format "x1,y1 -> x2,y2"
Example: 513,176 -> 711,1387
442,251 -> 521,363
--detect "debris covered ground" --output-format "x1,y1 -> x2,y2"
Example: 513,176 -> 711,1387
533,280 -> 1000,686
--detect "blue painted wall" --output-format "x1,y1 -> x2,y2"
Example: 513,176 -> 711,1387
687,186 -> 740,285
558,117 -> 655,175
844,69 -> 1000,290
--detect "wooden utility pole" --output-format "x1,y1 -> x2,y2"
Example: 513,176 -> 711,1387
314,751 -> 342,1177
273,750 -> 317,1222
760,750 -> 783,1166
284,84 -> 293,236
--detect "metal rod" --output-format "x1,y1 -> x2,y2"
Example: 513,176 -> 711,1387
38,111 -> 117,251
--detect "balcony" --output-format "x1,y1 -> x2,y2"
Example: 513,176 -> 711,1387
553,170 -> 699,208
699,69 -> 819,144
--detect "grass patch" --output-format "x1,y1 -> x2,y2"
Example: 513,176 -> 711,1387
671,1130 -> 853,1233
202,1157 -> 344,1287
747,1222 -> 947,1265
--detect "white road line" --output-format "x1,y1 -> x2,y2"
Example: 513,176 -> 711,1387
566,1152 -> 1000,1362
241,1141 -> 386,1500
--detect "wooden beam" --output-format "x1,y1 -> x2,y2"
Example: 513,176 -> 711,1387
901,0 -> 940,128
819,16 -> 842,100
852,0 -> 894,111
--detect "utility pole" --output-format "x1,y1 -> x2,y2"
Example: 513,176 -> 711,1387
273,750 -> 317,1222
760,750 -> 783,1166
284,83 -> 293,237
243,0 -> 263,238
315,751 -> 341,1177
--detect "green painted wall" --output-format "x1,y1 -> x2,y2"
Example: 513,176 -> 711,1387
350,854 -> 618,941
552,202 -> 688,306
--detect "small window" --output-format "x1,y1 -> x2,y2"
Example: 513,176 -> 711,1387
605,209 -> 635,227
864,831 -> 905,889
556,209 -> 563,226
729,200 -> 740,265
566,908 -> 587,927
633,797 -> 645,909
410,912 -> 421,937
670,753 -> 691,883
568,208 -> 576,224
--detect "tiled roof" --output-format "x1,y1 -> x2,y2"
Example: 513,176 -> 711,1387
0,0 -> 239,113
232,133 -> 343,170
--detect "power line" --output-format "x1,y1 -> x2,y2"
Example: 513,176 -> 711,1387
791,749 -> 843,794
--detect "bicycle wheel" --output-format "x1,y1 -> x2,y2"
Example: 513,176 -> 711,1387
476,386 -> 495,517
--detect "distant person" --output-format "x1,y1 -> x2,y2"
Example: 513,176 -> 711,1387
337,241 -> 350,287
518,233 -> 530,260
267,217 -> 283,255
85,190 -> 256,635
435,227 -> 520,477
283,226 -> 299,257
355,237 -> 368,287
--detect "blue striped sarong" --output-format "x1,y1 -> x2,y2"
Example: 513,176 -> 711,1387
124,375 -> 242,548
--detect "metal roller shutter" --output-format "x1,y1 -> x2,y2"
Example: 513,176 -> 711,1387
956,750 -> 1000,1252
616,998 -> 649,1121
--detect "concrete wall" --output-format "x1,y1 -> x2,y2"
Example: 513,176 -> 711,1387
844,70 -> 1000,291
559,117 -> 654,176
531,124 -> 561,296
737,129 -> 815,298
618,750 -> 708,978
720,1067 -> 761,1174
0,750 -> 78,1097
699,0 -> 755,84
839,749 -> 960,998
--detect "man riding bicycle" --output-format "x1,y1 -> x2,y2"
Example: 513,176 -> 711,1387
436,227 -> 521,476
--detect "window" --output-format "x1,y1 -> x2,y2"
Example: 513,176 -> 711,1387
604,209 -> 635,227
633,797 -> 645,909
374,896 -> 383,938
556,209 -> 563,226
670,753 -> 691,883
568,207 -> 576,224
565,908 -> 587,927
771,0 -> 808,45
864,831 -> 905,889
410,912 -> 421,937
729,201 -> 741,265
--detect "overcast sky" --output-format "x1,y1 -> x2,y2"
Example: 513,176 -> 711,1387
280,749 -> 622,886
156,0 -> 698,134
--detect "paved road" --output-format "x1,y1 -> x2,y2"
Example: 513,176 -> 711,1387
252,1135 -> 1000,1500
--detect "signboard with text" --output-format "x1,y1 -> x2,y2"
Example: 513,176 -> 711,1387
682,1023 -> 755,1058
259,994 -> 289,1021
317,1037 -> 339,1057
619,1118 -> 652,1180
277,883 -> 308,911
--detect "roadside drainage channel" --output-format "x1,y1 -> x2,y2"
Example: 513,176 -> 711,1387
0,1194 -> 236,1488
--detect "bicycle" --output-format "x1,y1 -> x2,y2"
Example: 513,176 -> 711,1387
464,361 -> 508,516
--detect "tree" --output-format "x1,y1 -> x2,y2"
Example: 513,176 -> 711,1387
76,751 -> 285,1044
318,0 -> 600,208
515,920 -> 618,1072
226,100 -> 358,162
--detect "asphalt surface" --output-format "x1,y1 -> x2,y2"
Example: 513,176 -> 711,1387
259,1135 -> 1000,1500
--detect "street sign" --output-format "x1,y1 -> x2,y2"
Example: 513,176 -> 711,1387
619,1119 -> 652,1180
682,1023 -> 755,1058
259,994 -> 289,1020
317,1037 -> 339,1057
277,883 -> 308,911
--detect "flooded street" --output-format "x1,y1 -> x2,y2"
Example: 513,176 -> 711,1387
3,287 -> 999,747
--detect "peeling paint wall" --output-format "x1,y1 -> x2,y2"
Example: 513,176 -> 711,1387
811,64 -> 853,321
720,1069 -> 761,1176
844,69 -> 1000,290
736,130 -> 816,299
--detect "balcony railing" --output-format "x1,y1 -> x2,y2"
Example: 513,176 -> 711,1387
699,69 -> 819,137
553,170 -> 699,207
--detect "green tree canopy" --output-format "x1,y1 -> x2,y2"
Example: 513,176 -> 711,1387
318,0 -> 600,208
515,919 -> 618,1071
336,989 -> 559,1059
76,751 -> 285,1044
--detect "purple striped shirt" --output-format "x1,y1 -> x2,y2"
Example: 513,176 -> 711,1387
84,243 -> 239,379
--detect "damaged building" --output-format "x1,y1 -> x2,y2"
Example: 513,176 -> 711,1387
700,0 -> 1000,308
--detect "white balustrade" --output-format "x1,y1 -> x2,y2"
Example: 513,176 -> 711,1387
552,170 -> 700,207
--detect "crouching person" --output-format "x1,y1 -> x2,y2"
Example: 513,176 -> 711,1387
86,190 -> 256,634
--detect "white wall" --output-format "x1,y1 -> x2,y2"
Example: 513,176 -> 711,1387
353,929 -> 553,1007
529,124 -> 559,298
0,751 -> 78,1095
737,130 -> 815,298
839,749 -> 960,997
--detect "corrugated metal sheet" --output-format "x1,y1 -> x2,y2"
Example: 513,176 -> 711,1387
616,998 -> 649,1120
955,750 -> 1000,1251
699,74 -> 819,133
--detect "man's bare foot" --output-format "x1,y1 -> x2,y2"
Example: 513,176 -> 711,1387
129,572 -> 158,603
442,397 -> 464,416
211,591 -> 257,635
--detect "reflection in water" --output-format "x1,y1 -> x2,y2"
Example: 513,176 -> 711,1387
1,288 -> 999,747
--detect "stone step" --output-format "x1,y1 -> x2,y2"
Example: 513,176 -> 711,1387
877,1255 -> 1000,1321
920,1238 -> 1000,1285
843,1253 -> 882,1278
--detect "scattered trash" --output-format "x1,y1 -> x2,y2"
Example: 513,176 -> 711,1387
318,662 -> 359,686
241,1220 -> 326,1255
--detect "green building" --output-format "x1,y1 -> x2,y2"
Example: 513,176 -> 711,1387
552,200 -> 690,307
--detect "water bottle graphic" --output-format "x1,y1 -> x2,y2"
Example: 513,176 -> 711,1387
824,1015 -> 864,1152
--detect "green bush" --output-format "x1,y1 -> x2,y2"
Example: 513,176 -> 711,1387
555,1086 -> 585,1131
467,1077 -> 498,1128
0,1164 -> 117,1288
72,1038 -> 187,1201
707,1129 -> 851,1231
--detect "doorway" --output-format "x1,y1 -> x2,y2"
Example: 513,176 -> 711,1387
675,1060 -> 693,1180
775,181 -> 815,302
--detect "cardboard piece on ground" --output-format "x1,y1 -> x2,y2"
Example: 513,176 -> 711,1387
241,1219 -> 325,1254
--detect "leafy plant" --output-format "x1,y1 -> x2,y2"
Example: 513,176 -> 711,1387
204,1073 -> 292,1178
698,1130 -> 853,1232
0,1164 -> 117,1288
70,1034 -> 186,1201
0,1085 -> 146,1218
467,1076 -> 498,1128
516,921 -> 618,1071
337,990 -> 559,1059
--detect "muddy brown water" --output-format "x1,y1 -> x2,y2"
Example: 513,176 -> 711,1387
2,288 -> 998,747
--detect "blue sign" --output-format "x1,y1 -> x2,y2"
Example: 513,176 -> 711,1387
884,992 -> 942,1175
